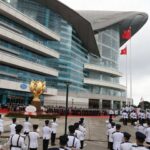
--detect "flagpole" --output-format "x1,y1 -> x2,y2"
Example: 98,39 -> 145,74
129,27 -> 132,100
125,49 -> 128,105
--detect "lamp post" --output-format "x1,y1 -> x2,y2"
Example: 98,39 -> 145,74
64,81 -> 71,135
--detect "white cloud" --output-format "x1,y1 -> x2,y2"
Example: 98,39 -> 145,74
60,0 -> 150,105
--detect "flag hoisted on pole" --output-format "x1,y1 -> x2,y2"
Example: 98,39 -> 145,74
121,27 -> 131,40
121,26 -> 132,103
120,46 -> 128,104
120,47 -> 127,55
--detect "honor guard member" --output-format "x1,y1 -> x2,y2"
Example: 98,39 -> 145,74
144,121 -> 150,145
109,109 -> 114,118
51,118 -> 58,146
106,120 -> 112,149
131,132 -> 148,150
112,124 -> 124,150
0,114 -> 4,137
42,120 -> 52,150
78,121 -> 86,148
48,134 -> 68,150
146,110 -> 150,122
134,122 -> 145,134
79,118 -> 85,128
122,111 -> 128,125
10,118 -> 17,136
120,132 -> 132,150
23,117 -> 32,135
67,125 -> 80,150
106,120 -> 112,130
28,124 -> 40,150
138,110 -> 142,124
130,110 -> 137,125
74,123 -> 84,149
8,124 -> 27,150
107,122 -> 116,150
141,111 -> 146,125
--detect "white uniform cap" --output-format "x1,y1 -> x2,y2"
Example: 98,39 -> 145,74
105,120 -> 109,124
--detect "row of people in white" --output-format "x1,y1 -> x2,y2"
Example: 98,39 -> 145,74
106,122 -> 149,150
5,117 -> 86,150
122,110 -> 150,120
8,117 -> 58,150
134,121 -> 150,144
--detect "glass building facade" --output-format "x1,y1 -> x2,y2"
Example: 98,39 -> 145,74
1,0 -> 145,109
86,26 -> 125,97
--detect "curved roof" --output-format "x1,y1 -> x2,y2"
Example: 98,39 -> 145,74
37,0 -> 148,56
78,11 -> 148,46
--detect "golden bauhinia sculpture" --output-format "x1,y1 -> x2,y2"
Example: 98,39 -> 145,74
29,80 -> 46,102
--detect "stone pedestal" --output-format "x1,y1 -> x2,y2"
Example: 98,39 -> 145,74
31,100 -> 41,111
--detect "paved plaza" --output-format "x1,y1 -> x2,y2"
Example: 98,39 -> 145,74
0,116 -> 137,150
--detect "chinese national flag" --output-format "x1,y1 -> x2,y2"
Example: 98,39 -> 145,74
120,47 -> 127,55
121,27 -> 131,39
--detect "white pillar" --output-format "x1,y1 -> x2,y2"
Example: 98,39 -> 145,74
99,99 -> 102,109
111,100 -> 114,110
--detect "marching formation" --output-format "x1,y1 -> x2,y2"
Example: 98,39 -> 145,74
106,106 -> 150,150
0,116 -> 86,150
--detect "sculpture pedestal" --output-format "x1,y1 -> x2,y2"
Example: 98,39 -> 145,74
31,100 -> 41,111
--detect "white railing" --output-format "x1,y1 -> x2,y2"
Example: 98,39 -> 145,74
0,0 -> 60,41
0,26 -> 59,58
84,78 -> 126,90
0,51 -> 59,77
84,63 -> 123,77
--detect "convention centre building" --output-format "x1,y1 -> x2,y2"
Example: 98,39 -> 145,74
0,0 -> 148,109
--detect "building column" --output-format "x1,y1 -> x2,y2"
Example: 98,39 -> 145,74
120,101 -> 123,109
99,99 -> 102,109
25,96 -> 28,106
111,100 -> 114,110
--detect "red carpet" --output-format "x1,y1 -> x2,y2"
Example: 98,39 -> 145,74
0,109 -> 9,114
68,115 -> 115,118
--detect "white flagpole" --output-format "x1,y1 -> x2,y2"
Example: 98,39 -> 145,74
126,48 -> 128,105
129,27 -> 132,100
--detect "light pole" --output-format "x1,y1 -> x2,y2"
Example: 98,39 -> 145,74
64,81 -> 71,135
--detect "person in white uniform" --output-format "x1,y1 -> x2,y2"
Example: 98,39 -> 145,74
42,120 -> 52,150
131,132 -> 148,150
7,124 -> 27,150
28,124 -> 40,150
134,122 -> 145,134
144,121 -> 150,145
74,122 -> 84,149
112,124 -> 124,150
141,111 -> 146,125
130,111 -> 137,125
120,132 -> 132,150
0,114 -> 4,137
122,111 -> 128,126
23,116 -> 31,135
51,118 -> 58,146
67,125 -> 80,150
107,122 -> 116,150
146,110 -> 150,123
48,134 -> 69,150
78,120 -> 86,149
10,118 -> 17,136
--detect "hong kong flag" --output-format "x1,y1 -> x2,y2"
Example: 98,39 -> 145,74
121,27 -> 131,40
120,47 -> 127,55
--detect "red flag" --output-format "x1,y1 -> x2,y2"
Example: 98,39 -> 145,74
121,27 -> 131,39
120,47 -> 127,55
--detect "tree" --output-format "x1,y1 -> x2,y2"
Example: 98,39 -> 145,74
138,101 -> 150,110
